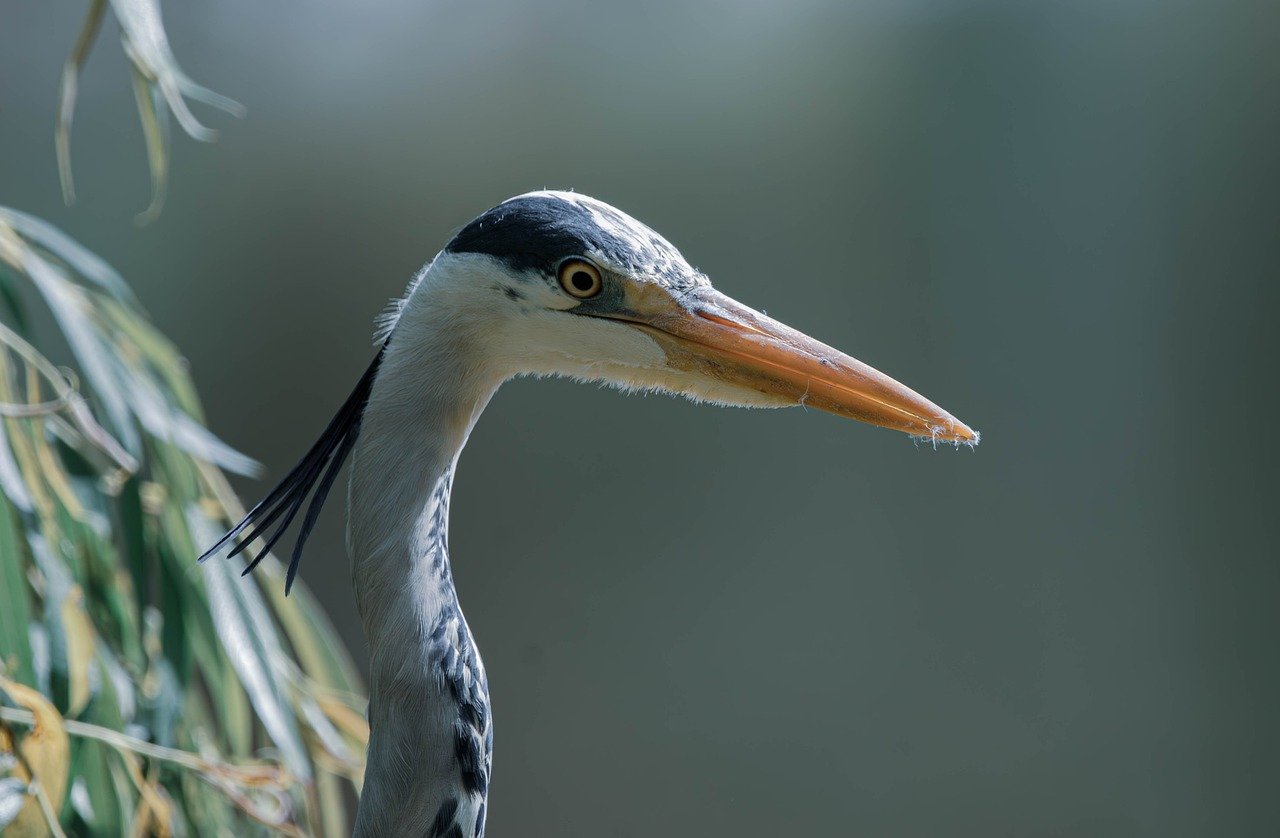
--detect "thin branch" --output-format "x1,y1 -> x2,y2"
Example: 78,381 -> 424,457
0,395 -> 71,417
30,777 -> 69,838
0,706 -> 285,789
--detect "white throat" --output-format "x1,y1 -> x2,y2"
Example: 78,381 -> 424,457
346,258 -> 504,838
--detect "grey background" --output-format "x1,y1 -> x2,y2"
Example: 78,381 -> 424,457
3,0 -> 1279,834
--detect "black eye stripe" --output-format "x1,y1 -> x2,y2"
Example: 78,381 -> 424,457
442,194 -> 701,292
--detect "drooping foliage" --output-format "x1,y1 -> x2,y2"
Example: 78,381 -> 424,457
1,3 -> 368,834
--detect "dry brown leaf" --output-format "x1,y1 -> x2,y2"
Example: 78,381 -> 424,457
0,677 -> 70,835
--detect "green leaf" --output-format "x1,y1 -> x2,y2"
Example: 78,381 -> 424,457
109,0 -> 245,134
111,0 -> 243,222
68,742 -> 121,836
0,498 -> 35,687
18,250 -> 140,457
55,0 -> 108,207
192,509 -> 312,781
0,204 -> 367,831
128,64 -> 170,225
52,0 -> 242,222
0,208 -> 135,304
0,430 -> 32,515
0,266 -> 30,334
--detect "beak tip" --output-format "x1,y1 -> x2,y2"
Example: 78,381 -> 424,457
915,416 -> 980,448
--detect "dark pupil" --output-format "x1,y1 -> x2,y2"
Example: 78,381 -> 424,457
570,271 -> 595,292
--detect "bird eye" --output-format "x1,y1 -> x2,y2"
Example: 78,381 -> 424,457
557,258 -> 603,299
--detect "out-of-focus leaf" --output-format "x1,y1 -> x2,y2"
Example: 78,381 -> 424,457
140,608 -> 182,749
0,499 -> 35,687
220,649 -> 251,757
55,0 -> 243,222
0,348 -> 39,516
129,64 -> 171,225
26,625 -> 50,698
194,510 -> 311,781
0,676 -> 71,834
316,695 -> 370,756
0,315 -> 138,485
0,204 -> 367,830
98,300 -> 203,419
0,267 -> 29,335
40,440 -> 87,525
96,649 -> 136,727
55,0 -> 108,207
59,586 -> 97,717
129,773 -> 175,838
0,209 -> 134,304
69,776 -> 94,828
254,563 -> 364,696
0,425 -> 33,513
14,243 -> 140,457
26,533 -> 77,710
0,777 -> 26,829
117,359 -> 260,477
298,693 -> 354,765
316,768 -> 347,838
203,460 -> 360,695
110,0 -> 245,138
0,777 -> 27,829
106,757 -> 136,835
0,216 -> 255,475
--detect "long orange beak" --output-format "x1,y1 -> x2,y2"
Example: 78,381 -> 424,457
618,285 -> 978,444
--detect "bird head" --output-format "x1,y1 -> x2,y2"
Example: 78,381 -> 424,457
202,190 -> 977,591
400,190 -> 977,444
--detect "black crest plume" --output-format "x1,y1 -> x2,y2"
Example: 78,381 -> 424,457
198,348 -> 385,593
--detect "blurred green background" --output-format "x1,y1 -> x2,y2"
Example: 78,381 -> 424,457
3,0 -> 1278,834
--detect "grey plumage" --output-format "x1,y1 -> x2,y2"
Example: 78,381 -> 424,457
204,190 -> 976,836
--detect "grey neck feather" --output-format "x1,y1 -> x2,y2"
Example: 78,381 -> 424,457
347,304 -> 500,838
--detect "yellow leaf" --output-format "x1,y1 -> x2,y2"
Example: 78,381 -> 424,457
60,585 -> 97,716
0,677 -> 70,836
122,752 -> 173,838
128,781 -> 174,838
317,695 -> 369,749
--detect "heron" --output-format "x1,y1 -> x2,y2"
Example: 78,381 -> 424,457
201,191 -> 977,837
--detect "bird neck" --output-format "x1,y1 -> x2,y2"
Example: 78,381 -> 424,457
347,352 -> 489,640
347,304 -> 500,837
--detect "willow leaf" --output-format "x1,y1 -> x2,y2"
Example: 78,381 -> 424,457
110,0 -> 244,139
58,587 -> 97,718
53,0 -> 242,222
19,255 -> 140,458
0,677 -> 71,833
0,209 -> 134,304
128,64 -> 170,225
0,429 -> 32,514
0,204 -> 365,831
0,267 -> 29,334
68,742 -> 121,835
55,0 -> 108,206
191,510 -> 311,781
0,499 -> 35,687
